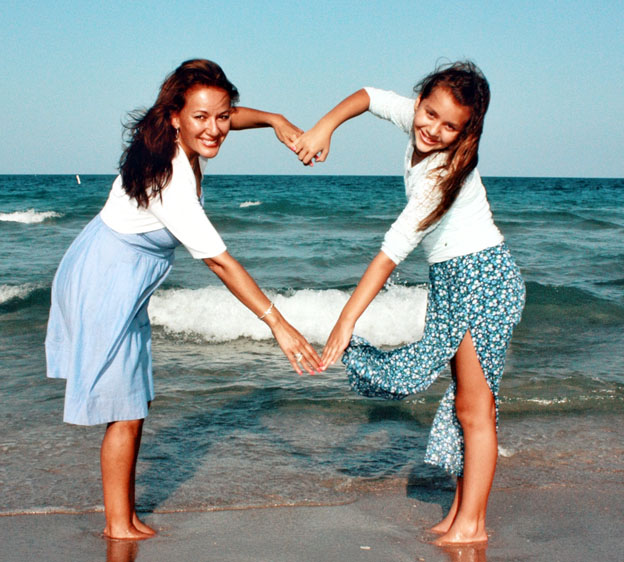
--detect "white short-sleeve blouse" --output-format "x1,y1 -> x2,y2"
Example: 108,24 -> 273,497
100,147 -> 227,259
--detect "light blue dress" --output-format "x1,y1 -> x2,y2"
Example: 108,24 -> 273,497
45,214 -> 179,425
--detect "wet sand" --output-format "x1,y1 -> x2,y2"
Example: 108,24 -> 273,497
1,478 -> 621,562
2,412 -> 622,561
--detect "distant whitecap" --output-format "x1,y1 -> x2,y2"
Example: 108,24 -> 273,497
0,209 -> 62,224
0,283 -> 38,305
239,201 -> 262,208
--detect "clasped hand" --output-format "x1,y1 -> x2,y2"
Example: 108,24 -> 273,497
289,124 -> 332,167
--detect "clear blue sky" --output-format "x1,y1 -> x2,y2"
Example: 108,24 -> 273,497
2,1 -> 622,177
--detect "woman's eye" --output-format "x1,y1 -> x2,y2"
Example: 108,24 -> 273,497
219,113 -> 231,121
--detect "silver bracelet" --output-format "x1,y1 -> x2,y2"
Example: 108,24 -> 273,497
258,301 -> 274,320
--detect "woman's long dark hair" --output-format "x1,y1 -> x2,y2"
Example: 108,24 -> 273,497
119,59 -> 239,207
414,61 -> 490,231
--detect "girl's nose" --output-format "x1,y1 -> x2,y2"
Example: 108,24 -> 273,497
429,122 -> 441,137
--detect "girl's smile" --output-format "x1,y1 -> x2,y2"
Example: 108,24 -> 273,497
171,86 -> 233,164
412,86 -> 471,164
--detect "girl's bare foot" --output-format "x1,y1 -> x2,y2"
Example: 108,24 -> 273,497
103,523 -> 153,541
428,523 -> 448,535
428,513 -> 456,535
133,513 -> 156,536
429,477 -> 461,535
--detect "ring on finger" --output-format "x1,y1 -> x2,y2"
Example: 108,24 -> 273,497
294,352 -> 303,362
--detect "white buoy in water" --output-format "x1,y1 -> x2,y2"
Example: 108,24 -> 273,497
76,174 -> 81,185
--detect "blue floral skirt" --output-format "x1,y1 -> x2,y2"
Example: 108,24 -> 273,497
343,243 -> 525,475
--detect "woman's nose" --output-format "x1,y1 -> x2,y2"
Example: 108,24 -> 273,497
206,118 -> 219,135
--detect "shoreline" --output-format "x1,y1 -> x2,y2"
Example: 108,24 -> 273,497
1,475 -> 622,562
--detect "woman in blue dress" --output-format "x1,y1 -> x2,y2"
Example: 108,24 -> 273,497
46,59 -> 322,540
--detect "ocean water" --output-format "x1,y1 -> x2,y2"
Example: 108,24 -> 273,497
0,174 -> 622,515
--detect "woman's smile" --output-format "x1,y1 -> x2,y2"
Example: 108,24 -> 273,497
171,85 -> 232,162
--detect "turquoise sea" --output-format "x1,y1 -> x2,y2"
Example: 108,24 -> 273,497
0,174 -> 622,514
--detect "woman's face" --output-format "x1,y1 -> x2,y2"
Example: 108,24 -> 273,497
171,85 -> 232,162
412,86 -> 471,158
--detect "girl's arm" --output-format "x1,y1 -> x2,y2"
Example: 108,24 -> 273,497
322,251 -> 396,367
292,89 -> 370,165
203,251 -> 322,375
230,107 -> 303,148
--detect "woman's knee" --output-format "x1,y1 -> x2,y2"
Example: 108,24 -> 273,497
106,419 -> 144,440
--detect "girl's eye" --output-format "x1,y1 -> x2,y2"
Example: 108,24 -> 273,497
219,113 -> 231,121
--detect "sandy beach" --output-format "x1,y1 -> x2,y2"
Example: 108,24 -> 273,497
2,471 -> 621,562
2,410 -> 622,561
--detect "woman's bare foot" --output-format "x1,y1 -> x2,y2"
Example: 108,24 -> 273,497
103,523 -> 153,541
132,513 -> 156,536
433,524 -> 488,546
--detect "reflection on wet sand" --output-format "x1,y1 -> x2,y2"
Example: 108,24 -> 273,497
440,541 -> 488,562
106,539 -> 139,562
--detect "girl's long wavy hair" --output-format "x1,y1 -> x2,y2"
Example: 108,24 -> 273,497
119,59 -> 239,207
414,61 -> 490,231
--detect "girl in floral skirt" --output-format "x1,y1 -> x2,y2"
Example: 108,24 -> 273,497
293,61 -> 525,545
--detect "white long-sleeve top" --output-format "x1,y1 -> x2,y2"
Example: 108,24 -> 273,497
365,87 -> 503,265
100,147 -> 227,259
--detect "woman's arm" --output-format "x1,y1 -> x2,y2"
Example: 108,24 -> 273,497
292,89 -> 370,166
321,251 -> 396,367
203,251 -> 321,375
230,107 -> 303,148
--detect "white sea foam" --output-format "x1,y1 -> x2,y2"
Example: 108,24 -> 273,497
0,283 -> 39,305
0,209 -> 62,223
527,397 -> 569,406
149,284 -> 428,345
497,446 -> 515,457
239,201 -> 262,208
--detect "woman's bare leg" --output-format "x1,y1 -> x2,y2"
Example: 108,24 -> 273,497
127,425 -> 156,536
435,331 -> 496,546
101,419 -> 153,540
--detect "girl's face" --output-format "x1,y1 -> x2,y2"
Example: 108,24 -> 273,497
171,86 -> 232,163
412,86 -> 471,160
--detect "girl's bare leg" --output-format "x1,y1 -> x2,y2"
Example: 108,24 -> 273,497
435,331 -> 496,546
101,419 -> 153,540
429,353 -> 464,534
429,477 -> 462,534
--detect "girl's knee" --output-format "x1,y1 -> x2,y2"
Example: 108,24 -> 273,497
456,394 -> 495,431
